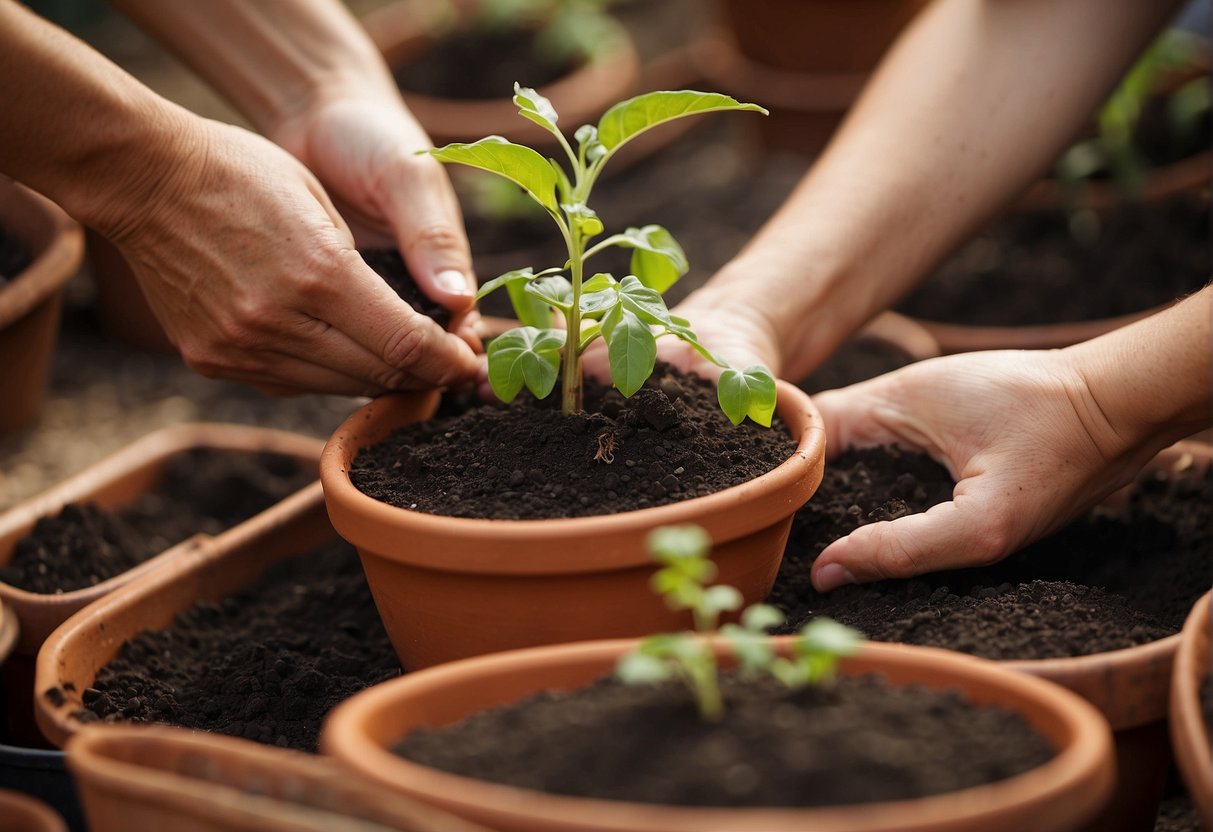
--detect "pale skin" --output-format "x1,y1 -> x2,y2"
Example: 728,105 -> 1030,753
657,0 -> 1208,588
0,0 -> 479,396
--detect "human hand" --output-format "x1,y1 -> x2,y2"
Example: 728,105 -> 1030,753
808,349 -> 1169,592
271,95 -> 480,350
104,118 -> 480,396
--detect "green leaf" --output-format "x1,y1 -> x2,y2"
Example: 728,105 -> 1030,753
524,275 -> 573,310
648,524 -> 711,562
549,158 -> 573,202
797,618 -> 864,658
602,305 -> 656,397
579,289 -> 619,319
617,275 -> 672,326
597,91 -> 768,155
740,603 -> 786,633
618,226 -> 688,293
720,623 -> 777,677
513,82 -> 561,138
508,282 -> 555,329
475,266 -> 563,302
700,585 -> 743,620
582,273 -> 617,293
563,202 -> 604,238
485,327 -> 565,402
661,323 -> 727,368
616,650 -> 671,684
717,365 -> 778,427
426,137 -> 559,215
578,321 -> 602,351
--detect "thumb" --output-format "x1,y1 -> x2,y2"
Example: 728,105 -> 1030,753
387,166 -> 477,313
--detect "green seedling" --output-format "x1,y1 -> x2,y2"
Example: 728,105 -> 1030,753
615,525 -> 864,721
424,85 -> 777,426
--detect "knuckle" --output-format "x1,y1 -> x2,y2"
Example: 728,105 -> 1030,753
404,223 -> 466,256
876,534 -> 925,580
382,321 -> 429,371
180,346 -> 227,379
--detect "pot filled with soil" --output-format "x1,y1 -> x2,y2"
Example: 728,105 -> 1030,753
0,181 -> 84,436
322,634 -> 1114,832
767,441 -> 1212,832
1169,591 -> 1212,828
0,787 -> 66,832
65,724 -> 489,832
364,0 -> 639,148
34,484 -> 403,752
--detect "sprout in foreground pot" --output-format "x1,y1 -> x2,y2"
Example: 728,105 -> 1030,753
616,524 -> 864,720
425,83 -> 775,424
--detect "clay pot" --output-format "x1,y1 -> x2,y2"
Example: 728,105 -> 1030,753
0,423 -> 323,658
322,637 -> 1114,832
0,182 -> 84,435
85,229 -> 176,355
0,788 -> 66,832
320,381 -> 826,670
363,0 -> 639,149
32,482 -> 333,748
65,724 -> 490,832
1170,590 -> 1212,829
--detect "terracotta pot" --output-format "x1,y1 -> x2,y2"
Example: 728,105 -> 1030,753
322,637 -> 1114,832
0,182 -> 84,435
0,422 -> 323,657
0,744 -> 84,832
363,0 -> 639,149
0,787 -> 67,832
33,482 -> 334,748
65,724 -> 490,832
0,599 -> 16,670
85,229 -> 176,355
908,308 -> 1168,355
1170,591 -> 1212,829
320,381 -> 826,670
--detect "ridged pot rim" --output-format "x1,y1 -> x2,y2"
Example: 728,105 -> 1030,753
322,637 -> 1115,832
1169,590 -> 1212,820
0,181 -> 83,330
319,380 -> 826,572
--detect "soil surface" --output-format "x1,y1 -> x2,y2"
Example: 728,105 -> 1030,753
393,26 -> 575,100
0,448 -> 313,594
897,193 -> 1210,326
351,365 -> 796,519
769,445 -> 1211,659
1155,794 -> 1202,832
0,224 -> 28,286
74,540 -> 401,752
797,339 -> 917,394
361,248 -> 452,329
396,672 -> 1053,807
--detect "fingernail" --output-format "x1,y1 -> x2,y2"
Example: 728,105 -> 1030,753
435,269 -> 473,296
814,563 -> 856,592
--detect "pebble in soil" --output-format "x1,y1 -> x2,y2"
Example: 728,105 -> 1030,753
74,539 -> 400,752
396,672 -> 1054,807
770,445 -> 1211,659
351,365 -> 797,520
0,448 -> 314,594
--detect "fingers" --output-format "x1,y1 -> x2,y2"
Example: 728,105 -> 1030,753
202,354 -> 380,398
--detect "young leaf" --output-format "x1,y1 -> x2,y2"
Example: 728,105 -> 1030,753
486,327 -> 565,402
717,365 -> 778,427
582,272 -> 617,293
720,623 -> 777,678
507,279 -> 557,329
740,603 -> 786,633
549,158 -> 573,202
563,202 -> 604,238
647,524 -> 711,561
617,275 -> 672,326
602,304 -> 657,397
662,323 -> 728,369
618,226 -> 688,293
579,289 -> 620,318
798,618 -> 864,658
524,275 -> 573,310
699,584 -> 743,622
616,651 -> 671,684
475,266 -> 563,302
426,137 -> 559,215
597,91 -> 768,155
578,321 -> 602,351
513,83 -> 561,138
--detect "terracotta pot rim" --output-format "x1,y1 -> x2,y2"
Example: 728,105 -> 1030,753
0,787 -> 67,832
0,598 -> 16,666
0,183 -> 82,330
322,637 -> 1115,832
1169,590 -> 1212,821
320,380 -> 826,572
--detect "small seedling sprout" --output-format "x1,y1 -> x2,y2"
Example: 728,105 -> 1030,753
424,84 -> 777,426
615,525 -> 864,721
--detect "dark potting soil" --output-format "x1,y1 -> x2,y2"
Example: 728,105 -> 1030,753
797,338 -> 917,395
393,26 -> 575,100
897,193 -> 1210,326
770,446 -> 1212,659
360,248 -> 451,329
351,365 -> 797,519
73,539 -> 401,752
0,448 -> 313,594
1154,794 -> 1202,832
0,223 -> 29,286
396,672 -> 1054,808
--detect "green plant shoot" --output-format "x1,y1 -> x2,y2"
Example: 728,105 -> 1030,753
424,85 -> 777,426
614,525 -> 864,721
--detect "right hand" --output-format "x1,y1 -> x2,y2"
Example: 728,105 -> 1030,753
99,118 -> 480,397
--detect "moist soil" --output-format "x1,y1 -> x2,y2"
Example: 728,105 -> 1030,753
396,672 -> 1054,808
72,539 -> 400,752
351,365 -> 797,520
361,247 -> 451,329
897,193 -> 1210,326
0,224 -> 29,286
769,446 -> 1212,659
393,26 -> 576,100
0,448 -> 313,594
797,338 -> 917,395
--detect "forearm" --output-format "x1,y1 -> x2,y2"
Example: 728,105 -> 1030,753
107,0 -> 400,138
0,0 -> 196,238
703,0 -> 1181,378
1066,284 -> 1212,458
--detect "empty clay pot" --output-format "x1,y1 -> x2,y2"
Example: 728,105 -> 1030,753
319,381 -> 826,670
0,787 -> 67,832
1170,590 -> 1212,829
322,637 -> 1115,832
0,182 -> 84,436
